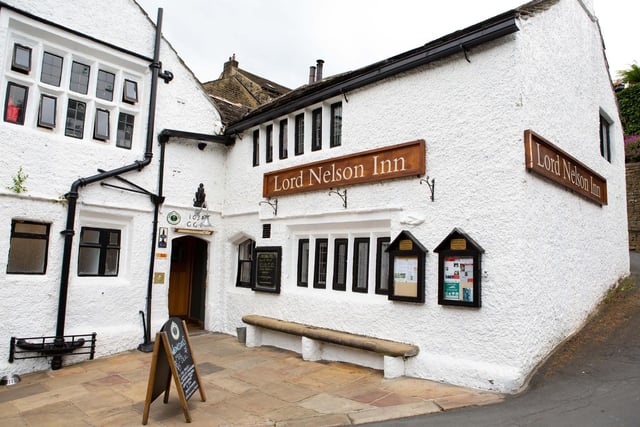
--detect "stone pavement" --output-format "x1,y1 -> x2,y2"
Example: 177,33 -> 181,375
0,332 -> 503,426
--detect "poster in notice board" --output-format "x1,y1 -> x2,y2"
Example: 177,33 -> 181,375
252,246 -> 282,293
142,317 -> 206,424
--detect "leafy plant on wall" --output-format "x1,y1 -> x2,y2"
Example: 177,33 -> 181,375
616,67 -> 640,163
6,166 -> 29,193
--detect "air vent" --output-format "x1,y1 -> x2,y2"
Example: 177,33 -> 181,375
262,223 -> 271,239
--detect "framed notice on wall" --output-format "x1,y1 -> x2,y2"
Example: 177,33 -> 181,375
252,246 -> 282,293
387,230 -> 427,303
434,228 -> 483,308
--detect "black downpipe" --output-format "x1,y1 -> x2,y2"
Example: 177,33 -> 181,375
53,8 -> 166,369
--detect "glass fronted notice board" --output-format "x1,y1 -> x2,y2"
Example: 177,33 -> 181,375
252,246 -> 282,293
387,230 -> 427,303
434,228 -> 483,307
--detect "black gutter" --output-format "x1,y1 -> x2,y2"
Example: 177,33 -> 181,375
225,11 -> 520,135
53,8 -> 167,369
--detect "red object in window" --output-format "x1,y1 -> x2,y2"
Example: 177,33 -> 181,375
6,98 -> 20,122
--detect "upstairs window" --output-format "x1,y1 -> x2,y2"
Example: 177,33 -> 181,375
295,113 -> 304,155
279,119 -> 288,159
330,102 -> 342,147
122,79 -> 138,104
38,94 -> 57,129
41,52 -> 63,86
70,61 -> 90,94
236,239 -> 255,288
266,124 -> 273,163
7,220 -> 50,274
116,113 -> 134,149
96,70 -> 115,101
311,108 -> 322,151
12,44 -> 32,74
65,99 -> 86,138
600,114 -> 611,162
253,129 -> 260,166
78,227 -> 121,276
4,82 -> 28,124
94,108 -> 110,141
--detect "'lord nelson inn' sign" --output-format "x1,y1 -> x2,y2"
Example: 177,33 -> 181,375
524,130 -> 607,205
263,140 -> 426,197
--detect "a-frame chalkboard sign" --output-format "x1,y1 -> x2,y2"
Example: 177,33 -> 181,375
142,317 -> 206,424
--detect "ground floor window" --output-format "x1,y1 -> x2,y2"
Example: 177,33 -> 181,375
297,239 -> 309,287
313,238 -> 329,288
353,238 -> 370,293
7,220 -> 50,274
333,239 -> 348,291
236,239 -> 255,287
375,237 -> 391,294
78,227 -> 120,276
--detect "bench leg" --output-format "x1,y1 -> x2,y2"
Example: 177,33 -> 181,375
301,336 -> 322,361
245,325 -> 262,347
383,356 -> 405,379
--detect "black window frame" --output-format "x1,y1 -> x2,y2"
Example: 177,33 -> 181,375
266,124 -> 273,163
352,237 -> 370,293
330,102 -> 342,148
122,79 -> 138,104
65,99 -> 86,138
78,227 -> 121,277
236,239 -> 255,288
297,239 -> 310,287
12,44 -> 32,74
600,114 -> 612,162
332,238 -> 348,291
116,112 -> 134,149
7,220 -> 50,275
375,237 -> 391,295
313,238 -> 328,289
38,94 -> 57,129
4,82 -> 28,125
295,113 -> 304,155
93,108 -> 110,141
41,52 -> 63,86
96,69 -> 115,101
311,108 -> 322,151
253,129 -> 260,167
69,61 -> 90,94
279,119 -> 288,159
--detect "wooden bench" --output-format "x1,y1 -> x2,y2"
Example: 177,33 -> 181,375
242,315 -> 419,378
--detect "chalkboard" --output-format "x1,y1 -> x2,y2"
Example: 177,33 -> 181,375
142,318 -> 206,424
252,246 -> 281,293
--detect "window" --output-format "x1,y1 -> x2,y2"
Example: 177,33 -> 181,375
253,129 -> 260,166
38,94 -> 57,128
12,44 -> 31,74
65,99 -> 86,138
4,82 -> 28,124
78,227 -> 120,276
96,70 -> 115,101
312,108 -> 322,151
122,79 -> 138,104
330,102 -> 342,147
313,238 -> 328,288
353,238 -> 370,293
7,220 -> 49,274
332,239 -> 348,291
94,109 -> 110,141
41,52 -> 63,86
70,61 -> 90,94
600,115 -> 611,162
375,237 -> 391,294
297,239 -> 309,287
295,113 -> 304,155
116,112 -> 134,149
279,119 -> 288,159
266,124 -> 273,163
236,239 -> 254,287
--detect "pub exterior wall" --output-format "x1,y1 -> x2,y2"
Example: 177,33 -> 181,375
218,0 -> 628,392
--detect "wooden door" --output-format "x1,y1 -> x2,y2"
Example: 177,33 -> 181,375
169,238 -> 191,318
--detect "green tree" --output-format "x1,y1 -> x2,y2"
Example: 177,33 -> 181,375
618,62 -> 640,86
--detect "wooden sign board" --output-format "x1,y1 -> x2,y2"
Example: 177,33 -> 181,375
142,318 -> 206,424
252,246 -> 282,293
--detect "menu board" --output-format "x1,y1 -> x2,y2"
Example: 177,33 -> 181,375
443,257 -> 474,302
252,246 -> 282,293
163,318 -> 198,400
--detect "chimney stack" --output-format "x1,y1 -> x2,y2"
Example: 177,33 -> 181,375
309,66 -> 316,84
316,59 -> 324,81
222,53 -> 239,78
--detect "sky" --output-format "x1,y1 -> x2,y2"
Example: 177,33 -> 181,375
135,0 -> 637,89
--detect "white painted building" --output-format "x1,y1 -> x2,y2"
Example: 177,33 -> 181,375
0,0 -> 630,394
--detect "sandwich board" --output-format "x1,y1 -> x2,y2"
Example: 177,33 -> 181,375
142,317 -> 206,424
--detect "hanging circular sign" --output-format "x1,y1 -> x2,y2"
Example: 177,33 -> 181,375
167,211 -> 181,225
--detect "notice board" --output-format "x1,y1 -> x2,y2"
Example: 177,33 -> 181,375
252,246 -> 282,293
142,317 -> 206,424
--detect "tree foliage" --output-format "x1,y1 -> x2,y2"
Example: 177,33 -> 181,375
617,84 -> 640,162
617,63 -> 640,86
